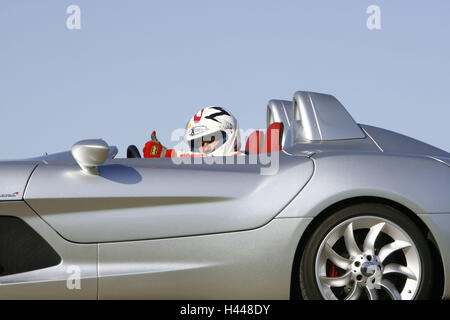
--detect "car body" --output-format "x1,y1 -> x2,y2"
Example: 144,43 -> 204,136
0,91 -> 449,299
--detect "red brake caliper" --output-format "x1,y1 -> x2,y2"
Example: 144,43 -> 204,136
328,261 -> 338,277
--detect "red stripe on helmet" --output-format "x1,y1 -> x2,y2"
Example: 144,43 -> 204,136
193,109 -> 204,123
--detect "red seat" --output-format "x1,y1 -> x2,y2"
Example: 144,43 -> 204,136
262,122 -> 284,153
245,130 -> 264,154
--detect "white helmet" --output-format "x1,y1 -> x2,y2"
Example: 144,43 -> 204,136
184,106 -> 241,156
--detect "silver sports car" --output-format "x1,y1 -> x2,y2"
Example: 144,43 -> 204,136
1,91 -> 449,300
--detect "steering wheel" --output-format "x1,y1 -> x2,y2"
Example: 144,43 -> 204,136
127,145 -> 141,158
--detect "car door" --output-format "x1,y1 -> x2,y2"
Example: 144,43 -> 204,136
24,153 -> 313,243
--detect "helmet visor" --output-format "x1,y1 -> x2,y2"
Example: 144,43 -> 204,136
190,131 -> 227,154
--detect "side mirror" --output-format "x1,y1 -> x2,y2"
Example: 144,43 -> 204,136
72,139 -> 109,175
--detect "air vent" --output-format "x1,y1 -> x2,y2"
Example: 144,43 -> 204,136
0,216 -> 61,276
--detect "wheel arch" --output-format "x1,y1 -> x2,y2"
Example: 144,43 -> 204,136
290,196 -> 445,299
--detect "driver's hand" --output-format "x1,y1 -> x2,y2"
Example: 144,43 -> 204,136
143,131 -> 174,158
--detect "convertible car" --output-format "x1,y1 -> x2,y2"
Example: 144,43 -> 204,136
1,91 -> 449,300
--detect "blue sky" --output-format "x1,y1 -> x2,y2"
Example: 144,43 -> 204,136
1,0 -> 449,159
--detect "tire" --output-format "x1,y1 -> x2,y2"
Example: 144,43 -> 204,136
299,203 -> 433,300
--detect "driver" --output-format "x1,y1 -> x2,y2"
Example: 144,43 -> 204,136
143,106 -> 243,158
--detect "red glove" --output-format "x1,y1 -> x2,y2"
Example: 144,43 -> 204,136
143,131 -> 175,158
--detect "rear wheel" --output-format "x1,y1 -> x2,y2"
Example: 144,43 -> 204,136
299,203 -> 433,300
